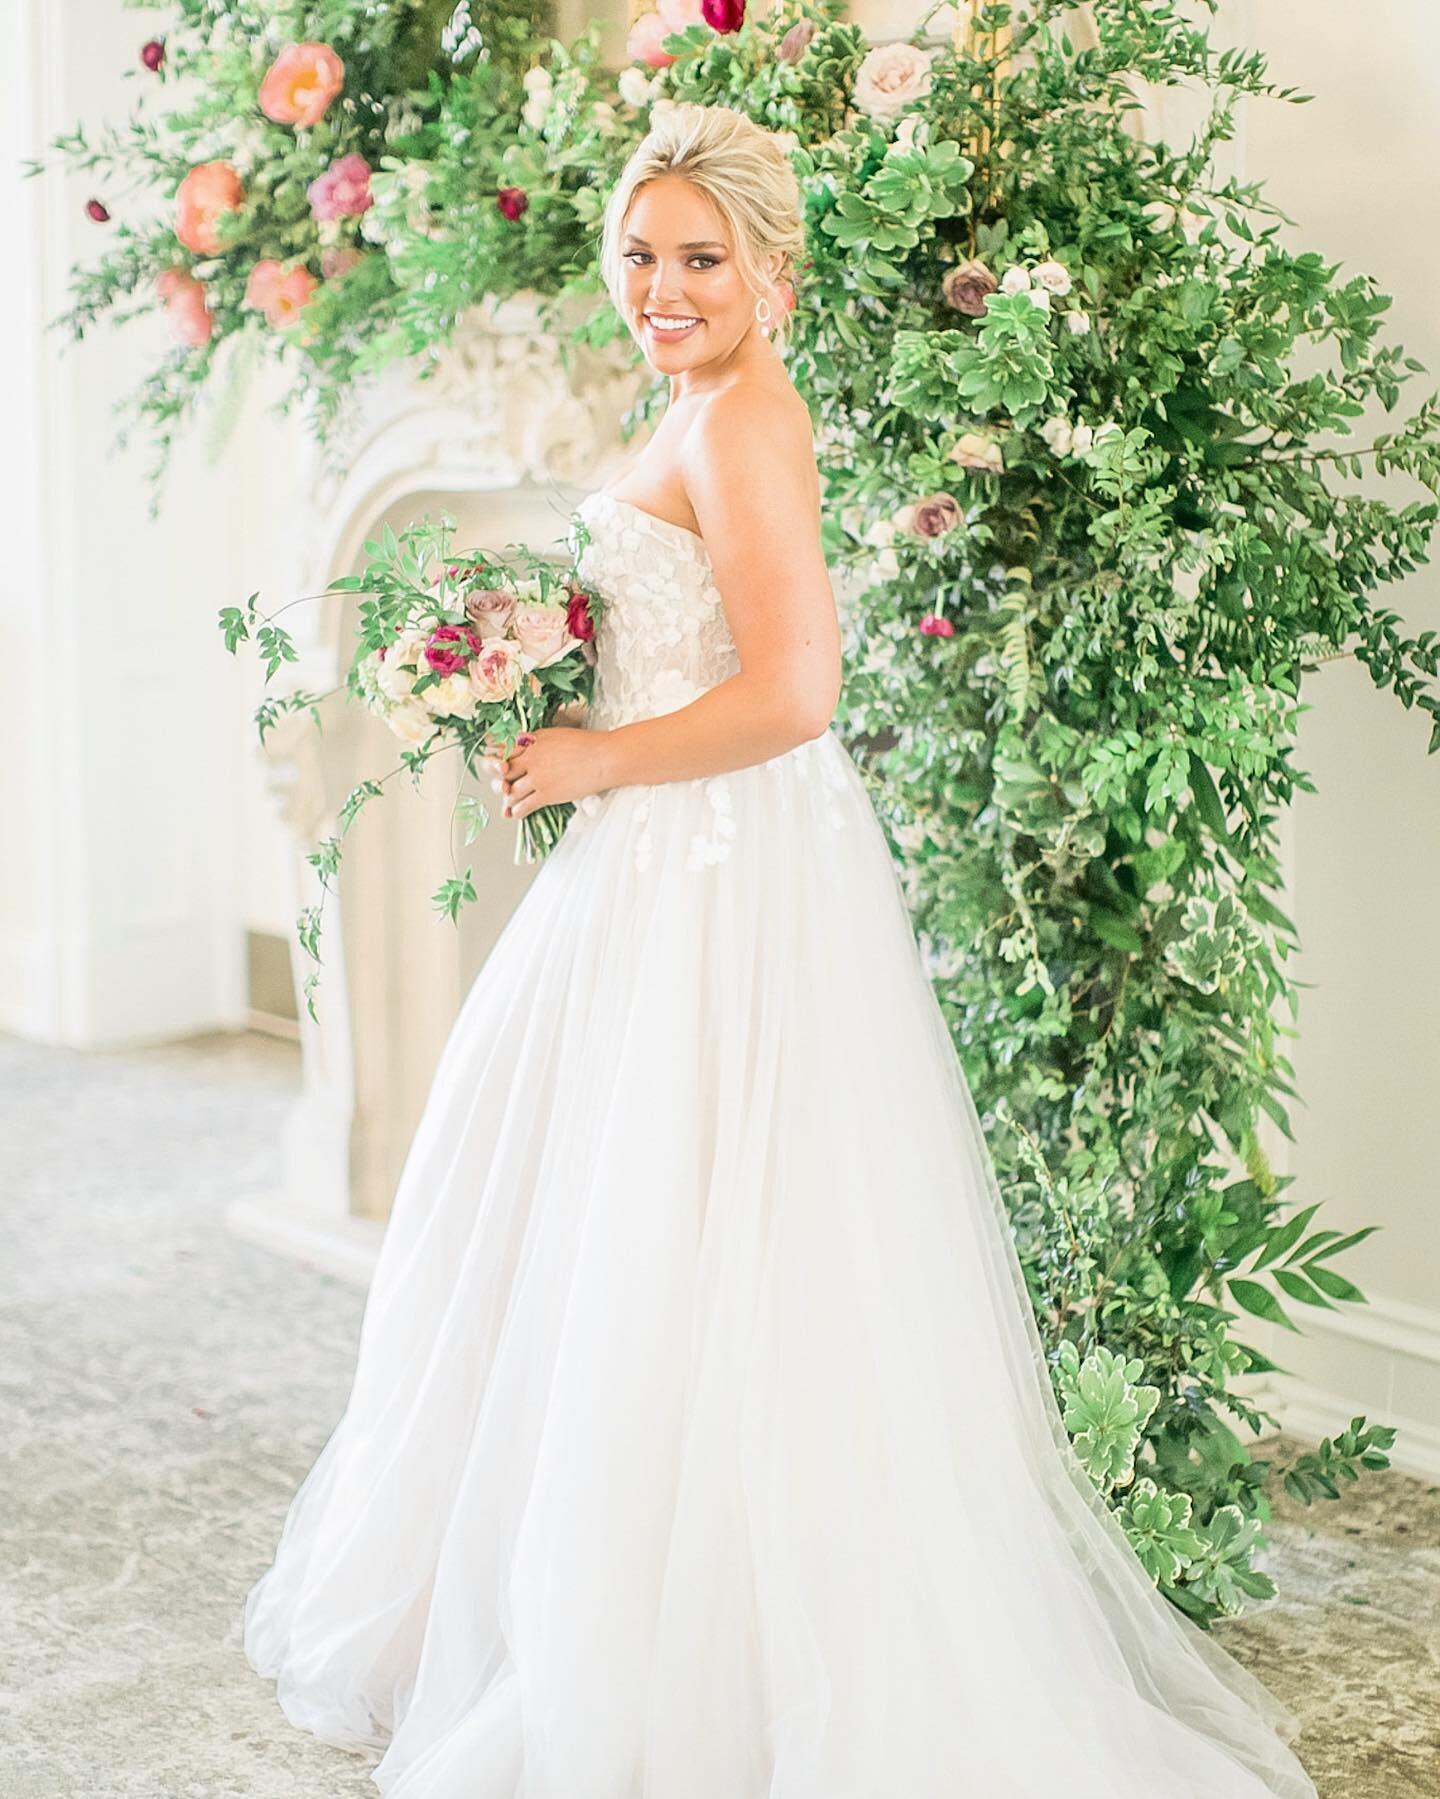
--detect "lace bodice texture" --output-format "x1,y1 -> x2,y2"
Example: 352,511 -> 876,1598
574,491 -> 741,732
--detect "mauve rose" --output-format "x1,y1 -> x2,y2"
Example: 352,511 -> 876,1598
919,614 -> 955,637
175,160 -> 243,255
424,623 -> 483,675
258,42 -> 345,128
777,20 -> 814,62
912,492 -> 961,538
140,39 -> 165,72
464,588 -> 517,639
86,199 -> 110,222
496,186 -> 528,222
307,152 -> 373,222
702,0 -> 744,30
565,589 -> 595,643
942,259 -> 997,317
512,601 -> 572,668
469,640 -> 523,703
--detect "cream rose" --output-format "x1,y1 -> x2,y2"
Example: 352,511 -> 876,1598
386,699 -> 434,744
421,671 -> 479,719
1032,259 -> 1072,295
852,42 -> 933,123
949,432 -> 1005,475
999,264 -> 1031,295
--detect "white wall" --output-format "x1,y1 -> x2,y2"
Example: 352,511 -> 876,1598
0,0 -> 297,1043
1229,0 -> 1440,1470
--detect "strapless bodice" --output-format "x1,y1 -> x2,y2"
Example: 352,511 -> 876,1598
573,490 -> 741,732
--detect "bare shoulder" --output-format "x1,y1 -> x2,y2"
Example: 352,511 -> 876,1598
682,376 -> 818,530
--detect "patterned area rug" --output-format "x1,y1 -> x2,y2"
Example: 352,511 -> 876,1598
0,1028 -> 1435,1797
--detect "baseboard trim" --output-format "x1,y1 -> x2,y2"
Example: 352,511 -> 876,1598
1266,1373 -> 1440,1484
226,1194 -> 383,1285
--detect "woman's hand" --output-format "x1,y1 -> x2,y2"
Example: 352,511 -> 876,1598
482,727 -> 616,821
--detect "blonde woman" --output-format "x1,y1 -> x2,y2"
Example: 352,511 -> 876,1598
244,103 -> 1317,1799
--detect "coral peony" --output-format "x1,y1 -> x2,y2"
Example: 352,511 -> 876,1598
242,259 -> 285,313
265,265 -> 319,327
307,152 -> 373,222
155,269 -> 213,347
496,186 -> 529,222
175,160 -> 244,256
626,11 -> 677,68
258,41 -> 345,129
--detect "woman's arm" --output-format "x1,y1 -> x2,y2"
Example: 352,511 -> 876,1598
599,386 -> 842,787
496,385 -> 842,818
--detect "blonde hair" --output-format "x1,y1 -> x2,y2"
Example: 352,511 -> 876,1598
599,102 -> 805,349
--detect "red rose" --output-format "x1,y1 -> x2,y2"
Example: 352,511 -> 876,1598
497,186 -> 528,222
919,613 -> 955,637
566,588 -> 596,643
702,0 -> 745,30
85,199 -> 110,222
140,39 -> 165,72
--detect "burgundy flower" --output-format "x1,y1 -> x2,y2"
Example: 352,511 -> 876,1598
703,0 -> 745,30
423,623 -> 484,675
496,186 -> 528,222
140,38 -> 165,72
919,613 -> 955,637
942,259 -> 998,317
566,588 -> 596,643
776,19 -> 814,63
85,199 -> 110,222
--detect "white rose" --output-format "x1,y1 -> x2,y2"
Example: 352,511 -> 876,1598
862,517 -> 897,549
650,97 -> 679,129
375,630 -> 427,700
872,547 -> 900,581
852,42 -> 934,124
522,96 -> 549,130
386,699 -> 434,744
1026,288 -> 1052,312
999,264 -> 1031,294
590,101 -> 618,135
618,66 -> 656,107
422,671 -> 479,719
772,128 -> 800,156
522,65 -> 552,96
1065,310 -> 1092,336
1071,423 -> 1095,456
1093,420 -> 1122,444
1033,259 -> 1072,295
1039,416 -> 1074,457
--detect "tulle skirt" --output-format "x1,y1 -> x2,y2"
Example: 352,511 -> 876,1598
244,728 -> 1317,1799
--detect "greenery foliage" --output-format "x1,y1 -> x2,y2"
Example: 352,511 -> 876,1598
34,0 -> 1436,1624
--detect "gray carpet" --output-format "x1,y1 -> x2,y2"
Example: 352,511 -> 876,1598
1,1028 -> 1435,1797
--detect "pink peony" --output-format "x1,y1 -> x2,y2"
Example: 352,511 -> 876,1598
919,614 -> 955,637
307,152 -> 373,222
267,265 -> 319,327
423,623 -> 484,675
469,639 -> 523,704
702,0 -> 745,30
496,185 -> 529,222
258,41 -> 345,129
627,11 -> 677,68
319,246 -> 364,280
175,160 -> 244,255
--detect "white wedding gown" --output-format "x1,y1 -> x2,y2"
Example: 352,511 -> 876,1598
244,488 -> 1318,1799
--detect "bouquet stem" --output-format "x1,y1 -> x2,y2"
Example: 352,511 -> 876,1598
515,801 -> 573,866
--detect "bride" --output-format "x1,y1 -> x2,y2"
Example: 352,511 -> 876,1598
244,102 -> 1318,1799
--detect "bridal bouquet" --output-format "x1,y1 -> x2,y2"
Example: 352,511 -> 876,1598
218,510 -> 602,1018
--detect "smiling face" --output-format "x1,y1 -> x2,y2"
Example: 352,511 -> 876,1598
620,173 -> 776,376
